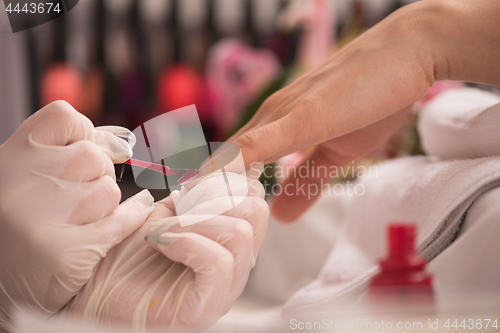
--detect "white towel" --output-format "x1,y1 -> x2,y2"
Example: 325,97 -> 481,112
282,89 -> 500,319
419,88 -> 500,159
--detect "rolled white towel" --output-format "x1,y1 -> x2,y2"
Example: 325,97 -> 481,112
419,88 -> 500,160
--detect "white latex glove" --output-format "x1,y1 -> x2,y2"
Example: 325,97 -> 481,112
0,101 -> 154,332
62,170 -> 269,333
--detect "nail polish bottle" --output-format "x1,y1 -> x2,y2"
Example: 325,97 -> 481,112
369,223 -> 434,311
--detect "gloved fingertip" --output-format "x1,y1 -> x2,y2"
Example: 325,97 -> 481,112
250,254 -> 256,268
114,140 -> 134,163
247,161 -> 265,179
253,197 -> 270,214
95,125 -> 136,147
145,229 -> 162,248
145,219 -> 178,247
137,189 -> 154,209
94,128 -> 134,163
109,138 -> 133,163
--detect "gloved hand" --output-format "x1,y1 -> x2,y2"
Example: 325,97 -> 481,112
0,101 -> 154,332
62,170 -> 269,333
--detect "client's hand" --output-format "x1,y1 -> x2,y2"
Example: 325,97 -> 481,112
63,171 -> 269,332
228,0 -> 500,222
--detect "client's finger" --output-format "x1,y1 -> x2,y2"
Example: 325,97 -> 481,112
271,145 -> 345,223
272,107 -> 412,222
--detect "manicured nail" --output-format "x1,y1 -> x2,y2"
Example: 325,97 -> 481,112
157,232 -> 180,245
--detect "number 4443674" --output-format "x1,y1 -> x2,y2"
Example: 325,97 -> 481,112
444,319 -> 498,330
6,2 -> 61,14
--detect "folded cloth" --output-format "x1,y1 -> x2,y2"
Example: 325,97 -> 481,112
282,91 -> 500,319
427,186 -> 500,304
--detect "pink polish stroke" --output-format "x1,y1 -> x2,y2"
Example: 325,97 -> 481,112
124,158 -> 199,185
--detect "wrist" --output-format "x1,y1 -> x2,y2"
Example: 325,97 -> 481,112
383,0 -> 455,85
413,0 -> 500,85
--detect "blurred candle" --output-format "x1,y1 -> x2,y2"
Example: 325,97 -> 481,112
157,64 -> 203,117
40,16 -> 83,111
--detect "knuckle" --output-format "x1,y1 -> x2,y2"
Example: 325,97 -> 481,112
77,139 -> 98,155
216,251 -> 234,268
44,100 -> 94,137
77,141 -> 105,164
235,131 -> 263,164
235,131 -> 258,150
78,141 -> 112,169
234,219 -> 254,241
45,100 -> 78,120
100,175 -> 121,207
260,93 -> 279,110
297,94 -> 320,114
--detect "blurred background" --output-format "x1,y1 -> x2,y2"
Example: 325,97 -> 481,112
1,0 -> 499,200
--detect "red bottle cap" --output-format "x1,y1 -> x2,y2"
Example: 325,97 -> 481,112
370,222 -> 433,288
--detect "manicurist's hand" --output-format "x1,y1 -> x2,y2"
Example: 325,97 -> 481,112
228,0 -> 500,222
62,171 -> 269,333
0,101 -> 154,332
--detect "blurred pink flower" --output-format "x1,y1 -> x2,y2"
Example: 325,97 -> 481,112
414,81 -> 465,112
206,39 -> 281,135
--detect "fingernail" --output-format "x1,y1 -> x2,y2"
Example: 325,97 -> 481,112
145,219 -> 178,246
157,232 -> 180,245
138,189 -> 154,208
